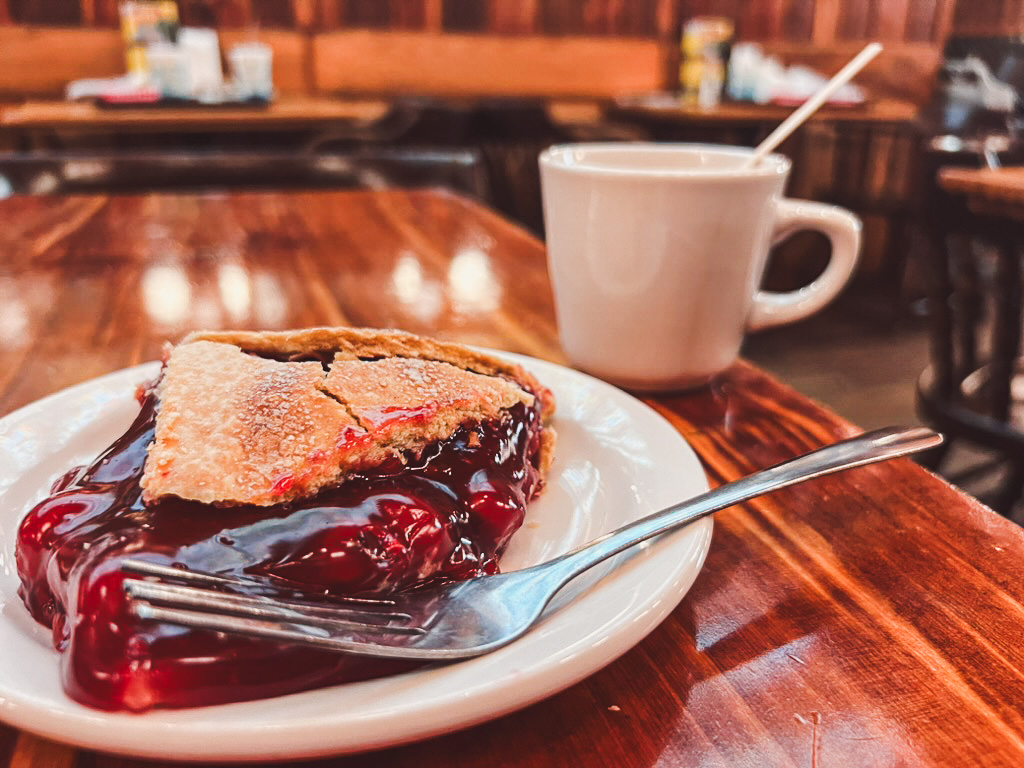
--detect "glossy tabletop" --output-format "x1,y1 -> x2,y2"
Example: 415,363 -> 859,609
610,93 -> 920,126
940,166 -> 1024,220
1,189 -> 1023,767
0,97 -> 392,134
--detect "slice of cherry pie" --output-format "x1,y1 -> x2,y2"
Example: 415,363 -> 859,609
16,328 -> 556,712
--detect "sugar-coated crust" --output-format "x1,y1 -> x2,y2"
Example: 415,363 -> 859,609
147,327 -> 557,504
184,327 -> 556,416
186,327 -> 557,470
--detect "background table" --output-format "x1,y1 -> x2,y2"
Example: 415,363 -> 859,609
0,97 -> 391,141
1,190 -> 1023,767
609,94 -> 921,129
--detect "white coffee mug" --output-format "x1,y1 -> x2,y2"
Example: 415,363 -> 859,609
539,143 -> 861,390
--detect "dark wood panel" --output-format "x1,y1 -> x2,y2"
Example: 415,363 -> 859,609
538,0 -> 582,35
953,0 -> 1024,36
872,0 -> 910,39
318,0 -> 345,27
744,0 -> 781,40
442,0 -> 487,31
252,0 -> 296,27
388,0 -> 427,29
782,0 -> 815,40
489,0 -> 538,34
0,0 -> 966,43
344,0 -> 392,27
837,0 -> 870,39
177,0 -> 249,27
9,0 -> 80,24
91,0 -> 120,26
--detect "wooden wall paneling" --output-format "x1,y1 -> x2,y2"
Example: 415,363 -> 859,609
680,0 -> 746,34
8,0 -> 80,24
580,0 -> 608,34
953,0 -> 1020,37
0,26 -> 123,98
812,0 -> 840,44
539,0 -> 581,34
837,0 -> 870,40
616,0 -> 660,36
218,29 -> 309,93
317,0 -> 344,28
654,0 -> 679,86
344,0 -> 391,27
970,0 -> 1003,35
781,0 -> 815,41
654,0 -> 677,38
92,0 -> 120,27
929,0 -> 957,42
388,0 -> 427,29
177,0 -> 251,27
903,0 -> 951,42
676,0 -> 708,20
873,0 -> 910,41
1002,0 -> 1024,32
743,0 -> 783,40
442,0 -> 488,31
311,31 -> 665,98
291,0 -> 315,29
424,0 -> 442,31
489,0 -> 539,34
250,0 -> 295,27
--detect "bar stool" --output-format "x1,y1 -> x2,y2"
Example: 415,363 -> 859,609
916,166 -> 1024,514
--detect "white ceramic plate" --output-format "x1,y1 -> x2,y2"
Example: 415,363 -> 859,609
0,353 -> 712,761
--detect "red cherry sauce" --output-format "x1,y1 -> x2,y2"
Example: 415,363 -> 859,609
16,381 -> 546,712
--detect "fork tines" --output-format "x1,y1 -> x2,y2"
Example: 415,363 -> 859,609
121,559 -> 426,654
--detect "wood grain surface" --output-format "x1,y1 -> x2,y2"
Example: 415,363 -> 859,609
0,0 -> 957,43
0,97 -> 390,133
940,167 -> 1024,219
1,189 -> 1023,767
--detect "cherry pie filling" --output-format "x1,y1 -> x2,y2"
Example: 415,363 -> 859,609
16,376 -> 546,712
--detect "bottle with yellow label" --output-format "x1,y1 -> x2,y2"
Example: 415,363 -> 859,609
120,1 -> 180,80
679,17 -> 734,108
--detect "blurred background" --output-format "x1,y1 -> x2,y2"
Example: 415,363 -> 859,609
3,0 -> 1024,514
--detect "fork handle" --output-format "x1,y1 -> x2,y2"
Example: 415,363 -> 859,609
546,426 -> 942,583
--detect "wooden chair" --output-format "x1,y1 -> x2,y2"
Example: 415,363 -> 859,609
916,166 -> 1024,514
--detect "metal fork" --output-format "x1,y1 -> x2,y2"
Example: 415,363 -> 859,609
123,425 -> 941,660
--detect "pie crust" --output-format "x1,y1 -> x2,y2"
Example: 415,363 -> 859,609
141,329 -> 556,506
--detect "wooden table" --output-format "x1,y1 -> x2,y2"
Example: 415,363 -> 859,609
939,166 -> 1024,219
609,94 -> 921,128
0,96 -> 392,149
1,189 -> 1023,767
0,97 -> 603,150
0,96 -> 392,133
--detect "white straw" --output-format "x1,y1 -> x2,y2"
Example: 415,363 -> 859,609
744,42 -> 883,168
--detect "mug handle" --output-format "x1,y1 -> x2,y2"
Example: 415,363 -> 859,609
746,199 -> 862,331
